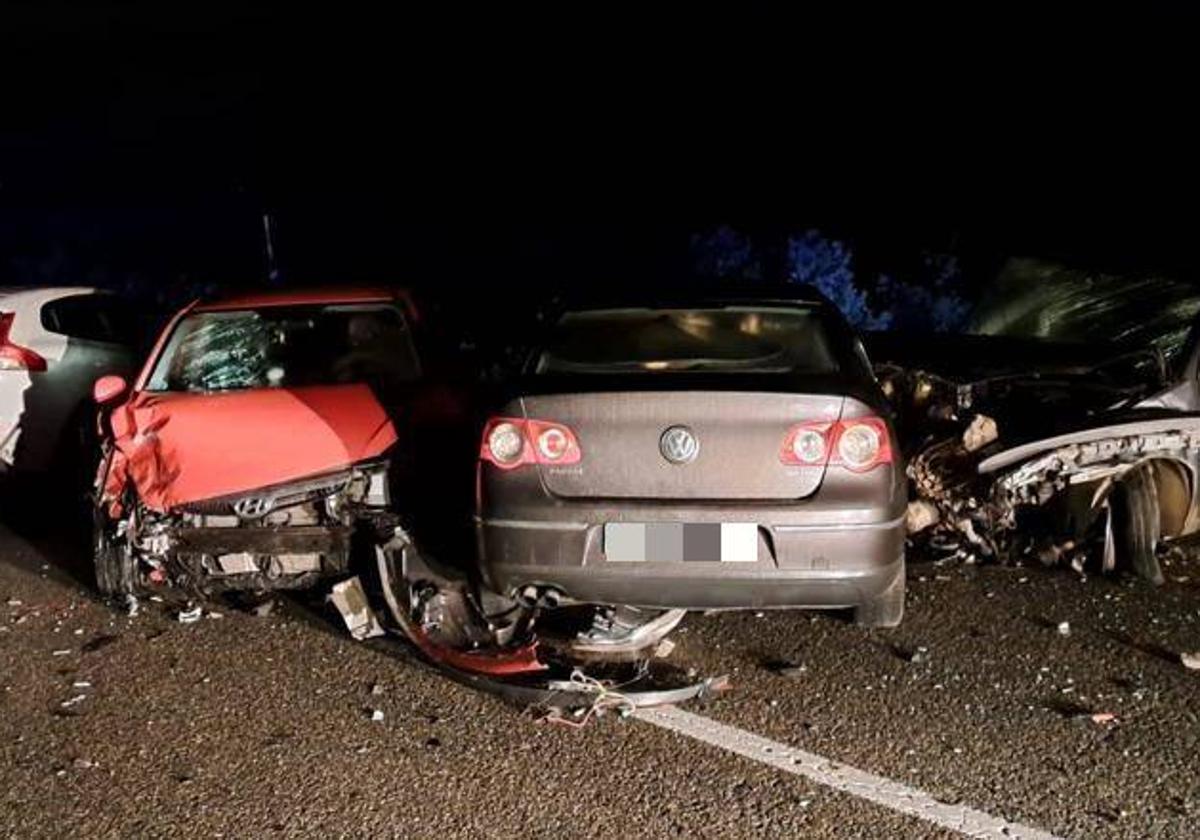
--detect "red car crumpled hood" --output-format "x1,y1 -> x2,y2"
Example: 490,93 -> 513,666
108,384 -> 397,512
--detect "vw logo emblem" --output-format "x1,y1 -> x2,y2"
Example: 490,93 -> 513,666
233,496 -> 275,519
660,425 -> 699,464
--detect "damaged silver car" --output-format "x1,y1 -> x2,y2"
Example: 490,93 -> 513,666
874,258 -> 1200,583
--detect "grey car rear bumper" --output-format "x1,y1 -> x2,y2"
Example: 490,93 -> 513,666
476,513 -> 905,610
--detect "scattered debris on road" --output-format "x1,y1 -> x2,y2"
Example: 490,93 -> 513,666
329,577 -> 384,641
322,529 -> 734,726
891,644 -> 931,664
764,659 -> 808,678
177,604 -> 203,624
81,634 -> 118,654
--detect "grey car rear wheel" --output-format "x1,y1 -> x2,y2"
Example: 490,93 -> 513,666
853,564 -> 905,628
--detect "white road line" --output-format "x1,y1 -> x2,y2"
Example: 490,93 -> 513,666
635,706 -> 1065,840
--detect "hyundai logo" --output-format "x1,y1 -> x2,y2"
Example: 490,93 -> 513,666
233,496 -> 275,519
660,425 -> 699,464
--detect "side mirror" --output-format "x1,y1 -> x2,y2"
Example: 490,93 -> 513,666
93,375 -> 128,405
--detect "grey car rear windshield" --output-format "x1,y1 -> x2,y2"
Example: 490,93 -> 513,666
535,307 -> 839,376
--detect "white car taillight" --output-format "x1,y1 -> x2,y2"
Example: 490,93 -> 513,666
791,428 -> 827,464
486,422 -> 526,465
837,422 -> 881,469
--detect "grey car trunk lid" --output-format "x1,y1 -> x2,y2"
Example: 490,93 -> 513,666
520,391 -> 844,501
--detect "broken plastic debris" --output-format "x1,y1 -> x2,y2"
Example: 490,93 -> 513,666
766,660 -> 807,678
1057,621 -> 1071,637
905,499 -> 940,534
330,577 -> 384,641
5,599 -> 22,607
50,649 -> 71,656
124,594 -> 139,617
177,605 -> 203,624
369,709 -> 384,722
1091,712 -> 1118,725
962,414 -> 999,452
60,695 -> 87,708
1181,651 -> 1200,670
81,634 -> 118,654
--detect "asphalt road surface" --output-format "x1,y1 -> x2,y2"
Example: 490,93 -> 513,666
2,511 -> 1199,839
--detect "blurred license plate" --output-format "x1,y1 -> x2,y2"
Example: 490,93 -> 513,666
603,523 -> 757,563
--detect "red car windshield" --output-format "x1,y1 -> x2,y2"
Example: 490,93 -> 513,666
145,303 -> 420,392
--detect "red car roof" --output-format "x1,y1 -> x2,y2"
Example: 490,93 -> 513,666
194,287 -> 417,320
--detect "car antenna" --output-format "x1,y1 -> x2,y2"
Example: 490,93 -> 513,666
262,211 -> 282,286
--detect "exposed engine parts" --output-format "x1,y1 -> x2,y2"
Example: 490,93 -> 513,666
95,462 -> 397,597
903,400 -> 1200,583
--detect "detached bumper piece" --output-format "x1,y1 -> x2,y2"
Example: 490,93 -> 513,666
323,532 -> 730,727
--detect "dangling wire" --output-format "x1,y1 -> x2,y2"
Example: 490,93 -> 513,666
541,668 -> 638,729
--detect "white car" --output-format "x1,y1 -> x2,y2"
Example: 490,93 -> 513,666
0,287 -> 138,474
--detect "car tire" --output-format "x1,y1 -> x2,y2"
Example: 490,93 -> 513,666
1113,463 -> 1163,586
93,514 -> 137,597
853,564 -> 905,628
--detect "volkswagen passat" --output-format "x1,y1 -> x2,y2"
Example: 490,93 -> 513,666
475,290 -> 907,626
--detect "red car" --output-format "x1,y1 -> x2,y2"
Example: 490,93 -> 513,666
91,288 -> 421,596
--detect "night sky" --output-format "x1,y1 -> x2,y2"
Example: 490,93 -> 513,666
2,7 -> 1197,301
